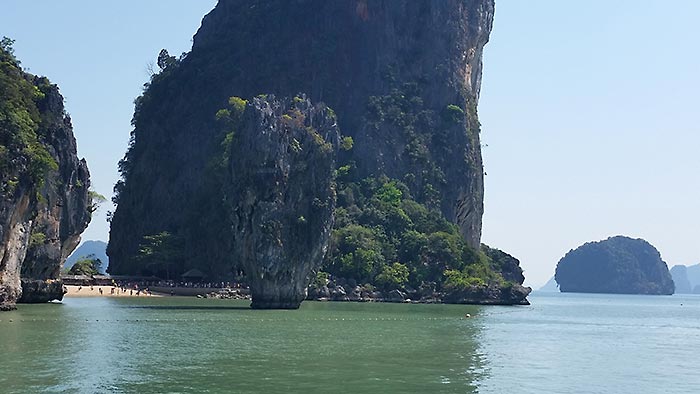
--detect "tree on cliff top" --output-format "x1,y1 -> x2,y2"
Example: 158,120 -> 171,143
0,36 -> 58,188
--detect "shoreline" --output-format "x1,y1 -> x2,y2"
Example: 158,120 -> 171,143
64,285 -> 162,298
62,286 -> 531,306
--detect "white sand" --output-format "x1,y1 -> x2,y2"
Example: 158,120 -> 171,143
64,285 -> 160,298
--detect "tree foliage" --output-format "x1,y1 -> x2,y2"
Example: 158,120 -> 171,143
136,231 -> 184,279
324,171 -> 506,291
88,189 -> 107,214
68,254 -> 102,276
0,36 -> 58,188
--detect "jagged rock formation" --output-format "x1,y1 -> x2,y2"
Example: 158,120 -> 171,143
555,236 -> 674,295
0,41 -> 91,310
196,0 -> 493,248
18,279 -> 66,303
107,0 -> 529,306
228,96 -> 339,308
109,0 -> 494,273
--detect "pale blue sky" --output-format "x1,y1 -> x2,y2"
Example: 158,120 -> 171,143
4,1 -> 699,287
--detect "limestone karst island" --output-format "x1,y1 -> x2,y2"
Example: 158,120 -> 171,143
2,0 -> 530,311
555,236 -> 675,295
2,1 -> 698,392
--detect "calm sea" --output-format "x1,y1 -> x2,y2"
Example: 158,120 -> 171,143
0,292 -> 698,393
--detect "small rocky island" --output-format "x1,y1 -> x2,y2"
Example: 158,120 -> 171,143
0,39 -> 92,310
555,236 -> 674,295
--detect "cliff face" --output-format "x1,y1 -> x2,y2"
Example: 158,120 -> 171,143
195,0 -> 493,248
108,0 -> 495,277
228,96 -> 339,308
0,42 -> 91,309
555,236 -> 675,295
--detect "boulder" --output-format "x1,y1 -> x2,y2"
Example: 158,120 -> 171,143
386,289 -> 406,303
18,279 -> 66,303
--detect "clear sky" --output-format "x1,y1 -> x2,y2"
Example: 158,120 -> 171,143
4,1 -> 699,288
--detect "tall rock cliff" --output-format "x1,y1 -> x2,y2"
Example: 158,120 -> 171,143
109,0 -> 495,280
0,40 -> 91,310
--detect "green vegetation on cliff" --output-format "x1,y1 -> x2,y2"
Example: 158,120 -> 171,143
215,95 -> 512,295
0,37 -> 57,189
1,37 -> 92,309
322,170 -> 511,293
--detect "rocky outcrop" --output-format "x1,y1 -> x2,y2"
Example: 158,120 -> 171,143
228,96 -> 339,309
555,236 -> 674,295
0,43 -> 91,310
482,245 -> 526,284
108,0 -> 496,275
443,283 -> 531,305
306,276 -> 531,305
18,279 -> 66,303
443,246 -> 531,304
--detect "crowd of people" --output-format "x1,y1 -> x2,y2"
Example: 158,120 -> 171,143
70,283 -> 155,297
64,277 -> 249,298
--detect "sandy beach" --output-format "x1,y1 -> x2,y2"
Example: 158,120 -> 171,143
64,285 -> 161,298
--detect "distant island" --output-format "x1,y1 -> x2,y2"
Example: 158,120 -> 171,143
669,264 -> 700,294
539,276 -> 559,292
64,240 -> 108,274
555,236 -> 674,295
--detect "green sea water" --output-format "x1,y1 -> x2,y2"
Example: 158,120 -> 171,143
1,293 -> 699,393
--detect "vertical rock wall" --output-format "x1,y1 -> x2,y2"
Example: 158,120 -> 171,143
108,0 -> 495,276
0,53 -> 91,309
